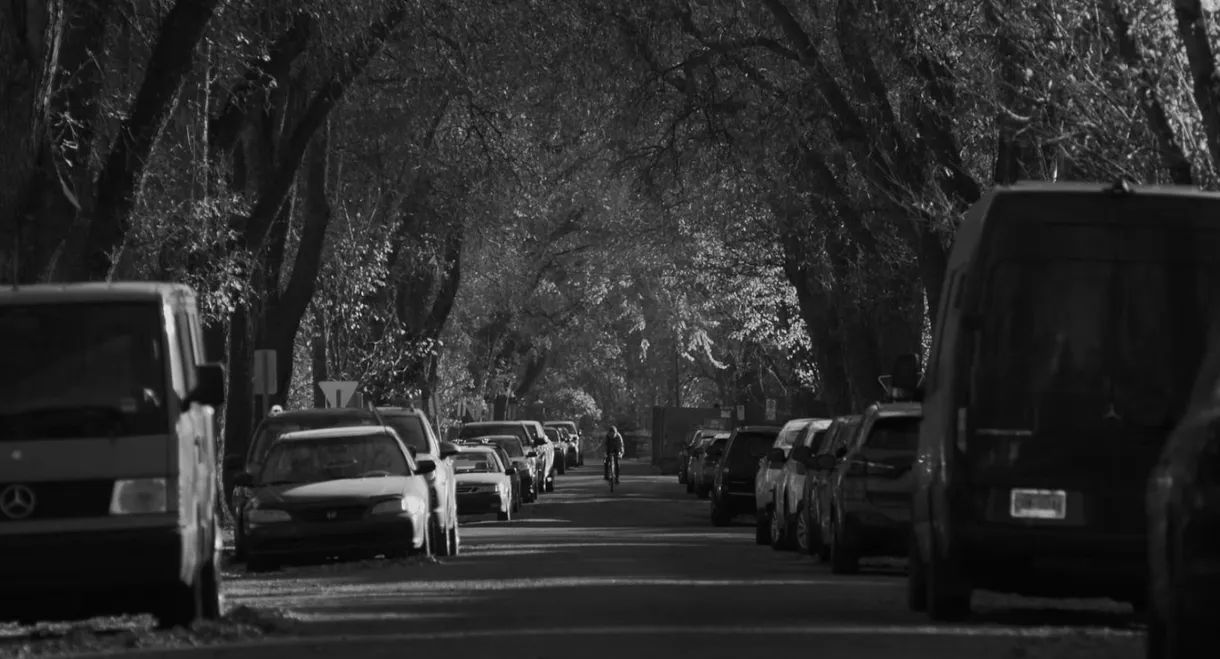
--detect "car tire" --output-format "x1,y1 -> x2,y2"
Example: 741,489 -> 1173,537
771,505 -> 793,551
828,514 -> 859,574
907,535 -> 929,612
155,567 -> 205,630
686,476 -> 694,494
448,521 -> 461,556
695,484 -> 710,500
711,498 -> 731,527
431,515 -> 453,557
232,523 -> 247,563
795,503 -> 810,554
755,509 -> 771,545
556,457 -> 566,475
497,507 -> 511,521
925,539 -> 972,621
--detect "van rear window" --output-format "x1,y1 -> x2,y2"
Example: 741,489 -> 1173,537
865,417 -> 921,451
0,303 -> 167,440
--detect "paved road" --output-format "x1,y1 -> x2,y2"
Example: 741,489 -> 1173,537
6,460 -> 1145,658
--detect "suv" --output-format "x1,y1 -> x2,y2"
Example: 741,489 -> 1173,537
230,406 -> 461,560
911,182 -> 1220,620
0,283 -> 226,627
818,403 -> 921,573
711,426 -> 782,526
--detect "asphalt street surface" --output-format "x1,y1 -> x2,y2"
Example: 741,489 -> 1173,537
4,459 -> 1144,659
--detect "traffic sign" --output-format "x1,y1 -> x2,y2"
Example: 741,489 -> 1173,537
252,350 -> 277,395
318,381 -> 359,408
736,405 -> 745,419
765,398 -> 777,421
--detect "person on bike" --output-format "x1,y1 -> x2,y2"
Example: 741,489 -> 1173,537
604,426 -> 624,483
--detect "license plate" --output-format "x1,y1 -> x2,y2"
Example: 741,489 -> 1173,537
1009,488 -> 1067,520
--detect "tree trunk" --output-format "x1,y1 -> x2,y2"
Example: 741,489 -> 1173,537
77,0 -> 222,280
1172,0 -> 1220,175
0,0 -> 65,283
311,304 -> 329,408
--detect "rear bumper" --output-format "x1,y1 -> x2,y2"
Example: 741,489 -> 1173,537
457,492 -> 505,515
0,526 -> 186,590
959,524 -> 1146,596
246,518 -> 418,558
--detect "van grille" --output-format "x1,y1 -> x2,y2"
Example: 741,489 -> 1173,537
0,480 -> 113,522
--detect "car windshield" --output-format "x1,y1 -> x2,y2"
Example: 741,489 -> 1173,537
972,205 -> 1220,432
258,434 -> 409,484
485,437 -> 524,457
0,302 -> 168,440
544,428 -> 559,441
380,414 -> 430,454
249,415 -> 378,467
461,424 -> 528,444
728,431 -> 779,463
865,416 -> 922,451
455,452 -> 500,473
775,421 -> 810,449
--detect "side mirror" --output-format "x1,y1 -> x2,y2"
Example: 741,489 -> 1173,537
224,454 -> 244,472
439,441 -> 460,459
415,460 -> 437,475
186,362 -> 226,408
765,448 -> 786,464
232,472 -> 254,487
790,446 -> 811,464
813,454 -> 838,471
506,466 -> 517,474
407,445 -> 419,457
526,451 -> 537,458
834,446 -> 848,459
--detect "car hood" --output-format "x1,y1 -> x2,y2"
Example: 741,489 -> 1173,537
253,477 -> 412,506
456,473 -> 506,486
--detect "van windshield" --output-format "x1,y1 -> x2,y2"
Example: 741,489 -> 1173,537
0,303 -> 167,440
972,217 -> 1220,432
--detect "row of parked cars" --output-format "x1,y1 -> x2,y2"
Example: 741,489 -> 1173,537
225,407 -> 584,571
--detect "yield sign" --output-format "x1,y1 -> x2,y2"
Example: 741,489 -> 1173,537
318,381 -> 359,409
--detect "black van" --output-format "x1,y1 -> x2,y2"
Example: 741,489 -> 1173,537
909,181 -> 1220,620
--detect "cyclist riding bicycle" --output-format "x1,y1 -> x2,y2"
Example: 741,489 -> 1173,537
604,426 -> 624,484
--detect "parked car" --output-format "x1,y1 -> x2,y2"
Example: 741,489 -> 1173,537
686,432 -> 730,492
818,403 -> 921,574
460,434 -> 537,503
679,429 -> 724,487
453,446 -> 515,521
556,427 -> 580,467
753,419 -> 814,544
232,406 -> 462,560
798,416 -> 857,557
543,426 -> 569,475
544,420 -> 583,466
770,419 -> 834,550
807,415 -> 864,560
712,426 -> 783,526
693,435 -> 729,499
234,426 -> 435,571
912,182 -> 1215,620
459,421 -> 556,493
0,283 -> 226,628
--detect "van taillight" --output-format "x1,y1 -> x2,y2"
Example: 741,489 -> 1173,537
956,407 -> 968,452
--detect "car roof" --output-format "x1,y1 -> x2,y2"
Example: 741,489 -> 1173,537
868,402 -> 923,418
736,425 -> 783,433
1,281 -> 193,305
374,407 -> 425,416
464,421 -> 526,427
263,408 -> 376,421
464,434 -> 520,441
275,426 -> 396,442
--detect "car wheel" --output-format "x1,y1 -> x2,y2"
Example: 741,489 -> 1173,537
155,568 -> 204,630
686,475 -> 695,493
448,520 -> 461,556
556,457 -> 566,475
907,534 -> 928,612
497,506 -> 511,521
828,514 -> 859,574
755,508 -> 770,545
431,515 -> 453,557
711,498 -> 731,527
695,483 -> 710,500
926,548 -> 972,621
795,504 -> 810,554
771,504 -> 792,551
232,522 -> 247,563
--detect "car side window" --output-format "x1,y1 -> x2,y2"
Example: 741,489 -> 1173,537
173,308 -> 197,393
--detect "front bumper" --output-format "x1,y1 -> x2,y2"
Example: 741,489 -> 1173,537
0,525 -> 186,590
246,517 -> 418,558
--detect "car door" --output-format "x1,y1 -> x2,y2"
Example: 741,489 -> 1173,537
784,426 -> 829,517
817,418 -> 863,538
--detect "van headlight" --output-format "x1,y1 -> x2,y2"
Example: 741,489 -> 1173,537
372,497 -> 426,516
109,478 -> 168,515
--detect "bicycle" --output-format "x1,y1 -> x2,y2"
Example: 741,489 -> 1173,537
606,455 -> 620,492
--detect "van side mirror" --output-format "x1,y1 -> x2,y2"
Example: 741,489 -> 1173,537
526,451 -> 538,458
187,362 -> 226,408
813,454 -> 837,470
765,447 -> 786,464
790,446 -> 811,464
232,472 -> 254,487
415,460 -> 437,475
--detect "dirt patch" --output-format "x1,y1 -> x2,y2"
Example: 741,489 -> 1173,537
0,606 -> 299,659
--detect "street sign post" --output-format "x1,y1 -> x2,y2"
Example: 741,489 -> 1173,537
765,398 -> 777,421
318,381 -> 359,409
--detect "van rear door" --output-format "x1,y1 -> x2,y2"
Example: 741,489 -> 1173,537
963,191 -> 1220,537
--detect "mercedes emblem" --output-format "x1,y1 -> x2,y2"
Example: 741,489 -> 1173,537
0,484 -> 37,520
